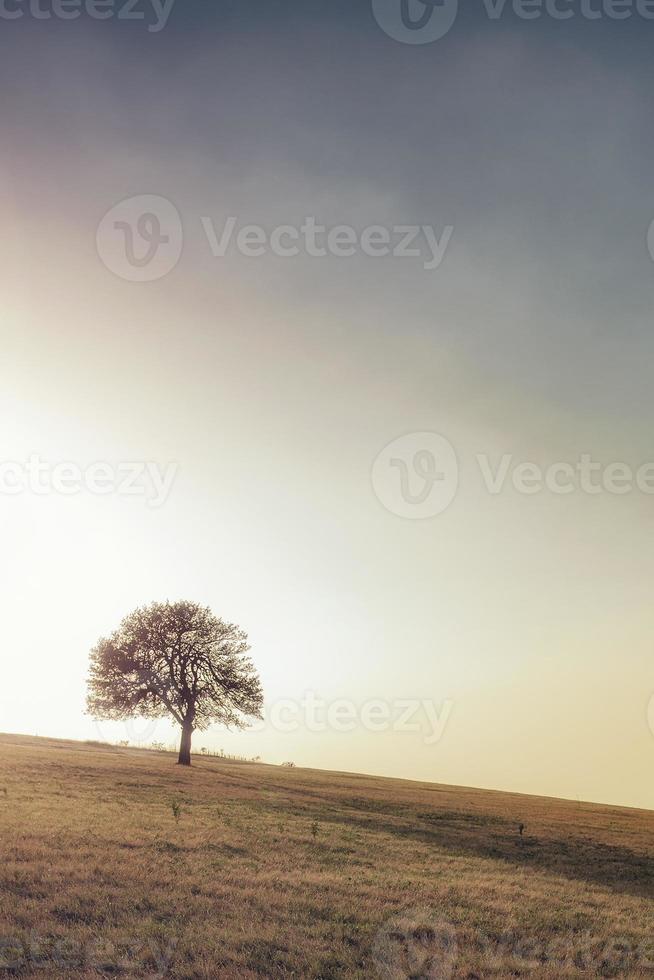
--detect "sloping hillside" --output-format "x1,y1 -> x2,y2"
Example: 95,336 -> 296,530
0,734 -> 652,978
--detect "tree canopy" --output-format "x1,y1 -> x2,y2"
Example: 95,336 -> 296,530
87,600 -> 263,764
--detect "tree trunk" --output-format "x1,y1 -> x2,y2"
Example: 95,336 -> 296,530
177,721 -> 193,766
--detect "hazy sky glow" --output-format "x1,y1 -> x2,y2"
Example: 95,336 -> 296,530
2,0 -> 654,809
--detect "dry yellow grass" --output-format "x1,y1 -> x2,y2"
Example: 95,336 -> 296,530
0,733 -> 652,978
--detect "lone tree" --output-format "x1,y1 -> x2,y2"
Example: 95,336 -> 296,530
87,600 -> 263,766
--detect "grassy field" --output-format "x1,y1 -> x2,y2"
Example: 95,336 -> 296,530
0,734 -> 653,978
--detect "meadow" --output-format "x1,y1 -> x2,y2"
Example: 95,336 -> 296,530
0,733 -> 653,978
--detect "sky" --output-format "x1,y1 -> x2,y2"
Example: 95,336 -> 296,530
2,0 -> 654,809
